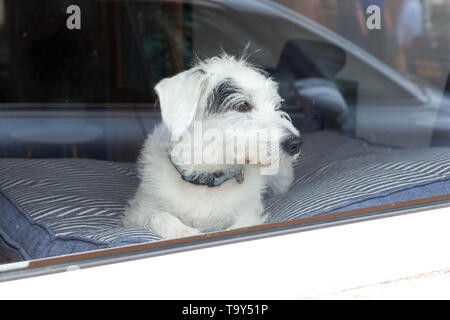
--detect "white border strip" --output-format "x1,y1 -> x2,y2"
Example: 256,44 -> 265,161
1,206 -> 450,299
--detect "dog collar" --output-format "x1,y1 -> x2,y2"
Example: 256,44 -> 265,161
169,156 -> 244,187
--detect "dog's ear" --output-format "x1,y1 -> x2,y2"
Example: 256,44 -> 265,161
155,70 -> 208,137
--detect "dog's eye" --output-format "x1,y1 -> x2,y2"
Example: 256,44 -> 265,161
236,102 -> 252,113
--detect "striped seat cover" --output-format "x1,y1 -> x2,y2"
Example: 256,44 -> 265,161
0,131 -> 449,260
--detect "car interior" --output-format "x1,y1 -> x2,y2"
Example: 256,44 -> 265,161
0,0 -> 449,268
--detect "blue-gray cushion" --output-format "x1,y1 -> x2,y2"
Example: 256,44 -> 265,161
0,159 -> 161,260
0,131 -> 449,261
264,131 -> 450,221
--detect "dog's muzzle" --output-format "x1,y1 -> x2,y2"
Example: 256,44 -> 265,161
282,136 -> 303,156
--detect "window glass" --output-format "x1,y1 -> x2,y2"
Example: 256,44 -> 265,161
0,0 -> 449,273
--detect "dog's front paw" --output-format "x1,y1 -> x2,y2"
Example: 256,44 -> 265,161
162,225 -> 201,240
145,212 -> 201,239
227,213 -> 267,231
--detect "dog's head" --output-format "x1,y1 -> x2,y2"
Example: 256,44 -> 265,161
155,54 -> 302,175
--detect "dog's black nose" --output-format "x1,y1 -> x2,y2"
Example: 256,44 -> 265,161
282,136 -> 303,156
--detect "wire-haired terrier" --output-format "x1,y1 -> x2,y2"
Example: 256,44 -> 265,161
123,54 -> 302,239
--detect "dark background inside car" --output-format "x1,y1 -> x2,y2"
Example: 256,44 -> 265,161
0,0 -> 448,162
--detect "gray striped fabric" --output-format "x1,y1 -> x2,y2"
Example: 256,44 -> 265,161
0,130 -> 449,259
0,158 -> 162,244
264,131 -> 450,220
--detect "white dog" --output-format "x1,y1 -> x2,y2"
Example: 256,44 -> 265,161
123,54 -> 302,239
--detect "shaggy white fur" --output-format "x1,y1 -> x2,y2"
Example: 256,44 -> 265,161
123,54 -> 301,239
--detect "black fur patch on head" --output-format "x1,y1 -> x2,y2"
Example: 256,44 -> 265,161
207,78 -> 252,113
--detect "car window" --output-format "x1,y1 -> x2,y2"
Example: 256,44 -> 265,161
0,0 -> 449,280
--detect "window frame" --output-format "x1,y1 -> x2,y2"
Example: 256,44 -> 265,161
1,193 -> 449,283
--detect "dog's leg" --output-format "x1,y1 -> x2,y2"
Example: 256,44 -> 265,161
266,158 -> 295,195
145,212 -> 201,239
227,202 -> 267,231
124,188 -> 201,239
227,214 -> 267,231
